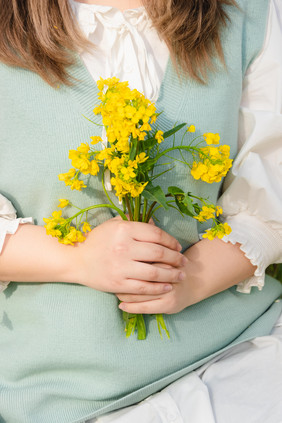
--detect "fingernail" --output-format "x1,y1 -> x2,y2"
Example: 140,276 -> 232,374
179,271 -> 186,281
119,303 -> 125,310
164,284 -> 172,292
177,242 -> 182,251
182,256 -> 188,266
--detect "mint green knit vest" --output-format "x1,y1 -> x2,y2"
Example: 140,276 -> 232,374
0,1 -> 281,422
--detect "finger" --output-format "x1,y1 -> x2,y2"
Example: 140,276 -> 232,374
114,279 -> 173,295
130,242 -> 187,267
117,293 -> 166,302
119,298 -> 167,314
153,263 -> 173,269
127,261 -> 185,284
123,221 -> 182,251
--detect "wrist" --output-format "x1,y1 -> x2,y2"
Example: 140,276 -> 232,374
182,238 -> 257,305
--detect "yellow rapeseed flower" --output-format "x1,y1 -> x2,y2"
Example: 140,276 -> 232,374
82,222 -> 91,233
89,160 -> 100,176
140,122 -> 151,132
155,130 -> 164,144
191,145 -> 233,183
187,125 -> 196,133
69,152 -> 90,174
94,77 -> 158,155
58,199 -> 69,208
136,152 -> 148,164
70,180 -> 87,191
58,168 -> 76,186
216,206 -> 223,216
120,166 -> 136,181
193,205 -> 215,223
190,162 -> 208,180
77,143 -> 90,154
61,227 -> 86,245
202,222 -> 232,240
90,136 -> 102,145
43,210 -> 67,239
203,133 -> 220,145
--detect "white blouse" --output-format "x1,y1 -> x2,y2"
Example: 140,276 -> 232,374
0,0 -> 281,294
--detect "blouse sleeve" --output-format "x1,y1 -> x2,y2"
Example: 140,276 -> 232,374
0,193 -> 33,292
218,0 -> 282,293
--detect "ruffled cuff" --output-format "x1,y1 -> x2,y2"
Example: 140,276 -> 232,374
220,212 -> 282,293
0,217 -> 34,292
0,217 -> 34,252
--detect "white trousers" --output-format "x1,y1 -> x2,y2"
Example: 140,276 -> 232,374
87,307 -> 282,423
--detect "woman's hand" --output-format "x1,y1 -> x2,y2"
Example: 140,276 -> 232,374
73,216 -> 187,294
0,219 -> 185,293
117,237 -> 257,314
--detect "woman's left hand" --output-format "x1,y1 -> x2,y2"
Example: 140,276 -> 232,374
117,237 -> 257,314
117,262 -> 190,314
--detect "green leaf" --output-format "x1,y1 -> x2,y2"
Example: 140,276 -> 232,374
122,312 -> 146,339
163,123 -> 186,139
175,197 -> 195,217
155,314 -> 170,339
168,186 -> 184,196
141,157 -> 158,172
183,194 -> 195,215
139,137 -> 157,149
136,315 -> 146,340
123,312 -> 137,338
192,202 -> 201,214
142,183 -> 169,210
167,188 -> 196,217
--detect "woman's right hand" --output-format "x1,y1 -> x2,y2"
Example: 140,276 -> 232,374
0,218 -> 186,296
73,217 -> 187,295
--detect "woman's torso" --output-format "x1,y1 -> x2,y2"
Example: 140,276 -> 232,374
0,1 -> 281,422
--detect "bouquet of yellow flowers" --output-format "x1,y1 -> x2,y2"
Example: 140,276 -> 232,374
44,77 -> 232,339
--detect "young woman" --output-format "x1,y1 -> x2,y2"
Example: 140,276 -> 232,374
0,0 -> 281,422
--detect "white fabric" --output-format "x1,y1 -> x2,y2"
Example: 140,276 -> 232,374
0,194 -> 33,292
70,1 -> 169,101
0,1 -> 281,295
87,303 -> 282,423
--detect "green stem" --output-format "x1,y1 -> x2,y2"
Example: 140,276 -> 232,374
134,196 -> 141,221
67,203 -> 128,223
125,196 -> 133,221
142,198 -> 148,222
82,114 -> 103,126
147,204 -> 163,221
156,145 -> 200,160
122,198 -> 127,214
144,201 -> 157,223
130,197 -> 135,216
188,193 -> 210,204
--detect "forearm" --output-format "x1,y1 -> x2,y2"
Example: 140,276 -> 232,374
0,219 -> 184,295
182,237 -> 257,306
0,225 -> 78,283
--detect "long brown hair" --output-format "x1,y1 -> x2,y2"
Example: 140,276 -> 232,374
0,0 -> 237,86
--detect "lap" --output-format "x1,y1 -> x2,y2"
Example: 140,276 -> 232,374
87,309 -> 282,423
